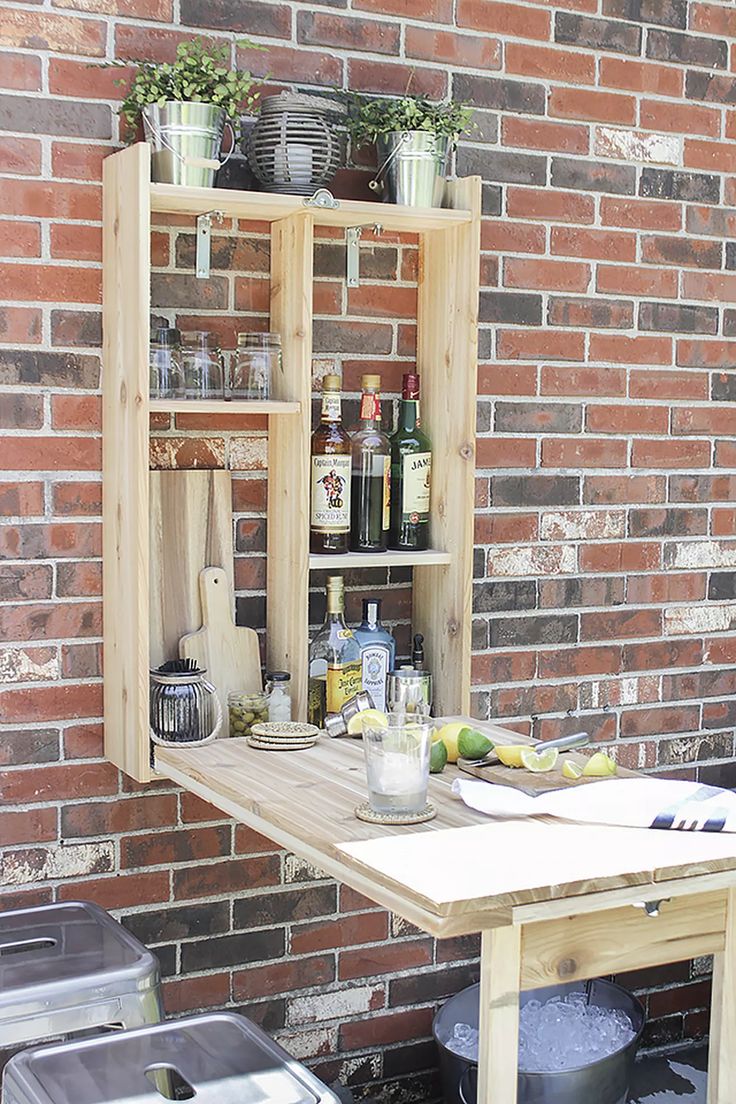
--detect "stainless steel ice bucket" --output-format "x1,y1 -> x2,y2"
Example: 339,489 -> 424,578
433,980 -> 645,1104
142,101 -> 231,187
375,130 -> 450,207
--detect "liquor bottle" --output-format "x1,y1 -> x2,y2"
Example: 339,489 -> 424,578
310,374 -> 351,555
389,372 -> 432,551
350,374 -> 391,553
307,575 -> 363,728
353,598 -> 396,712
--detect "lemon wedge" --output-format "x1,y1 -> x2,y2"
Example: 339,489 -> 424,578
582,750 -> 617,777
562,759 -> 583,780
495,745 -> 527,768
520,747 -> 559,773
347,708 -> 388,736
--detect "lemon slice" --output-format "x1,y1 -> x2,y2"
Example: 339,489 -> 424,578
582,750 -> 617,777
495,745 -> 527,768
347,708 -> 388,736
562,759 -> 583,780
520,747 -> 559,773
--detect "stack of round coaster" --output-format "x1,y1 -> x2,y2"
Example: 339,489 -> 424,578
247,721 -> 320,751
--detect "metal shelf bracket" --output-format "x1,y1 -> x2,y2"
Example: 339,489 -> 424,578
196,210 -> 225,279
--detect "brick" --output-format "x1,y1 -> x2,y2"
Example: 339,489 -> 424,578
182,929 -> 284,972
0,221 -> 41,258
479,291 -> 542,326
1,842 -> 114,885
0,51 -> 41,91
542,365 -> 627,399
550,88 -> 636,125
581,608 -> 662,642
639,301 -> 718,335
494,401 -> 581,433
354,0 -> 452,17
603,0 -> 687,28
292,912 -> 388,955
476,435 -> 537,469
52,142 -> 108,181
458,147 -> 547,186
50,224 -> 101,262
481,220 -> 546,254
551,157 -> 636,194
542,437 -> 628,468
712,374 -> 736,402
502,120 -> 589,157
601,197 -> 681,232
0,136 -> 41,177
180,0 -> 289,35
173,856 -> 280,899
640,168 -> 720,203
0,437 -> 100,471
539,644 -> 621,678
0,563 -> 52,602
623,705 -> 701,738
478,362 -> 537,397
589,333 -> 672,364
234,885 -> 337,929
633,438 -> 711,467
0,305 -> 42,343
497,329 -> 585,361
234,956 -> 335,1001
642,235 -> 722,271
405,26 -> 500,67
600,57 -> 682,97
475,512 -> 538,543
647,29 -> 727,69
595,127 -> 680,166
340,1008 -> 434,1051
0,728 -> 58,767
552,226 -> 636,262
586,404 -> 669,435
121,825 -> 231,868
474,579 -> 537,612
505,257 -> 590,293
581,541 -> 661,573
685,139 -> 736,175
0,807 -> 57,846
56,560 -> 102,597
0,483 -> 44,518
347,57 -> 444,97
584,474 -> 666,504
472,650 -> 537,683
504,42 -> 595,84
0,263 -> 99,304
684,272 -> 736,303
597,264 -> 678,298
691,3 -> 736,36
630,368 -> 708,399
555,12 -> 642,54
641,99 -> 721,139
457,0 -> 550,39
0,394 -> 43,430
453,73 -> 545,116
298,12 -> 399,53
0,10 -> 106,55
490,475 -> 580,507
549,296 -> 633,329
0,93 -> 111,138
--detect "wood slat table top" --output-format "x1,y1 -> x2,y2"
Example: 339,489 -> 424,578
155,727 -> 736,936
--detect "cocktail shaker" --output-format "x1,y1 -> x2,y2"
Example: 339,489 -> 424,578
387,667 -> 432,715
324,690 -> 376,738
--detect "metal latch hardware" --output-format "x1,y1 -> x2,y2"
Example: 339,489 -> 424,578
632,899 -> 669,918
195,210 -> 225,280
346,223 -> 383,289
303,189 -> 340,210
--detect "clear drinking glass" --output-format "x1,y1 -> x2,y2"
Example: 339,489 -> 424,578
181,331 -> 224,400
231,332 -> 281,400
363,714 -> 433,816
149,327 -> 184,399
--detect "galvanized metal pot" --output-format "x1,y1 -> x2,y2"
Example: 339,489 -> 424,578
142,101 -> 233,188
373,130 -> 450,207
433,980 -> 645,1104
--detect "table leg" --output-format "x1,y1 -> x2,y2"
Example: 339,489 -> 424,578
708,887 -> 736,1103
476,924 -> 521,1104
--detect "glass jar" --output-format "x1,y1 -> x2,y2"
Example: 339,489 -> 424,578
231,332 -> 281,400
266,671 -> 292,722
149,327 -> 184,399
182,331 -> 224,400
228,690 -> 269,738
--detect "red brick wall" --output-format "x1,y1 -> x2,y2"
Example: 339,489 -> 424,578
2,0 -> 736,1096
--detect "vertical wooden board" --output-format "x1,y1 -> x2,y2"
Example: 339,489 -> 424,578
477,924 -> 521,1104
413,177 -> 481,717
149,470 -> 234,669
708,886 -> 736,1103
102,144 -> 152,782
267,213 -> 313,720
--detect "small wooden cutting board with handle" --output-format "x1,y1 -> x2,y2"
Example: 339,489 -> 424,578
179,567 -> 262,737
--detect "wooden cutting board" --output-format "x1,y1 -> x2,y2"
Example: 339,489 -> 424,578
180,567 -> 262,737
149,470 -> 234,669
444,716 -> 641,796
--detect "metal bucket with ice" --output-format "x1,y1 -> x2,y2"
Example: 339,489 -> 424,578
433,979 -> 645,1104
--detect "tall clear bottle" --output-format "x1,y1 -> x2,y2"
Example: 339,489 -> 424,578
350,374 -> 391,553
308,575 -> 363,728
310,375 -> 352,555
389,372 -> 432,551
353,598 -> 396,713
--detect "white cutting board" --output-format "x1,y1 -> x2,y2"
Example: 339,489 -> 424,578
179,567 -> 262,736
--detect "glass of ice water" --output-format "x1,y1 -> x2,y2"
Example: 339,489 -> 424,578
363,714 -> 433,816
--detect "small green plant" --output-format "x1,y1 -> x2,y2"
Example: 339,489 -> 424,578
116,38 -> 261,137
345,92 -> 473,147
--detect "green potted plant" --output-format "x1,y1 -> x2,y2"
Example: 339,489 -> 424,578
117,38 -> 261,188
346,93 -> 473,208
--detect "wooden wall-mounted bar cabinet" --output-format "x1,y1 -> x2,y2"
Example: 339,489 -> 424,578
103,142 -> 481,782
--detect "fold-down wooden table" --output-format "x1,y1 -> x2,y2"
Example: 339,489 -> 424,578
156,724 -> 736,1104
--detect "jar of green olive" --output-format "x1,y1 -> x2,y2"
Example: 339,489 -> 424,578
228,690 -> 269,738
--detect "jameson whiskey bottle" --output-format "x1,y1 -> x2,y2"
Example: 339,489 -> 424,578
310,374 -> 351,555
350,374 -> 391,553
307,575 -> 363,727
389,372 -> 432,551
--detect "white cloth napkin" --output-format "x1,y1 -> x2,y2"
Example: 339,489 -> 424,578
452,776 -> 736,832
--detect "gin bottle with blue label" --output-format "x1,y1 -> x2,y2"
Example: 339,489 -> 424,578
354,598 -> 396,713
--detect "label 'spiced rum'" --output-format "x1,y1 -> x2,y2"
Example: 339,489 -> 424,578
389,372 -> 432,551
308,575 -> 363,727
310,374 -> 351,555
350,374 -> 391,553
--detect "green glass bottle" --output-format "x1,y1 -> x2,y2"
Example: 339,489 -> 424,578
389,372 -> 432,551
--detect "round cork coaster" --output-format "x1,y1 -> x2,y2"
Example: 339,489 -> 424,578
354,802 -> 436,825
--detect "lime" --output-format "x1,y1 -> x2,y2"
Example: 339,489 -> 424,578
457,728 -> 495,761
495,745 -> 527,768
562,759 -> 583,780
347,708 -> 388,736
520,747 -> 559,773
430,740 -> 448,774
434,721 -> 467,764
581,751 -> 617,778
